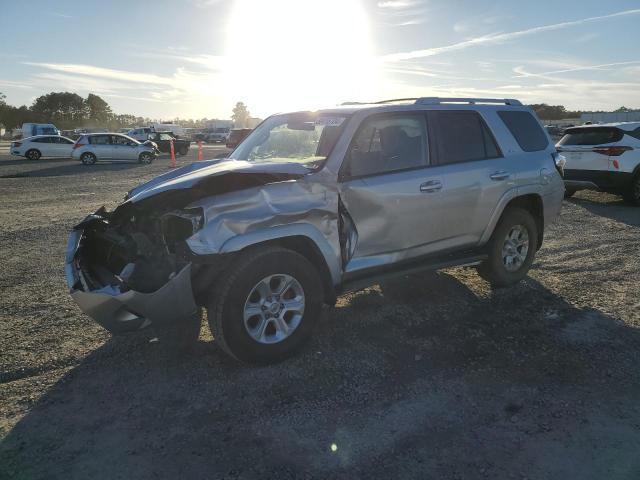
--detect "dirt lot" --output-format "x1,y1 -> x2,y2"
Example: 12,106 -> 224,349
1,143 -> 639,479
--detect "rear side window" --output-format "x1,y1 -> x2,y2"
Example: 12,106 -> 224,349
90,135 -> 111,145
428,111 -> 500,165
498,111 -> 549,152
557,127 -> 624,146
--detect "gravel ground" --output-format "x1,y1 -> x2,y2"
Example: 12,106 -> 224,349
1,144 -> 639,479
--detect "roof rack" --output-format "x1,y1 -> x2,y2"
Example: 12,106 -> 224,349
340,97 -> 523,107
415,97 -> 522,106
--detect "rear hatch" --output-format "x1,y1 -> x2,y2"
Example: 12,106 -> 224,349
557,126 -> 624,172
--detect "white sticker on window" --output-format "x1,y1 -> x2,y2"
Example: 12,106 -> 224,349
315,117 -> 345,127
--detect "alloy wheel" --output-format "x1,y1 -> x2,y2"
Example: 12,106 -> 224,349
501,225 -> 529,272
243,274 -> 305,344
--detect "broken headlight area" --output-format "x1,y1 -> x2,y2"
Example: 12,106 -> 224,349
71,206 -> 204,295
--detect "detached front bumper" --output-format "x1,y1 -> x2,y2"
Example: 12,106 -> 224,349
65,229 -> 198,335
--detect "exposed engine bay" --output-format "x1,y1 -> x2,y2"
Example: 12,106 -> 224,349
74,205 -> 202,295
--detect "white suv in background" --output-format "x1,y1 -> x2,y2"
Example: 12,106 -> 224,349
558,122 -> 640,205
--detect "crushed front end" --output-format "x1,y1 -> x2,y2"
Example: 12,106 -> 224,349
65,205 -> 200,334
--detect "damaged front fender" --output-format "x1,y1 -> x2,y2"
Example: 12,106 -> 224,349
185,178 -> 344,285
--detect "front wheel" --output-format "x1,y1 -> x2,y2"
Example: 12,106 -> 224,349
177,146 -> 189,156
138,152 -> 153,164
207,246 -> 323,363
477,207 -> 538,288
622,174 -> 640,206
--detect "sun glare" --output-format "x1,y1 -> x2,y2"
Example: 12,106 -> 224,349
225,0 -> 377,117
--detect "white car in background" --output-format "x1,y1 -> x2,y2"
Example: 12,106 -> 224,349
126,127 -> 154,142
11,135 -> 75,160
71,133 -> 158,165
557,122 -> 640,205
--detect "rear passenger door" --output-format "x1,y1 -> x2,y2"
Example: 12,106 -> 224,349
426,110 -> 515,247
89,135 -> 113,159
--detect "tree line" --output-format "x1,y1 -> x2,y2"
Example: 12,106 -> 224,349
0,92 -> 252,131
0,91 -> 153,131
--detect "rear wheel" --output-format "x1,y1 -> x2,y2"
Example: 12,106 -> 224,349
25,149 -> 41,160
477,207 -> 538,287
207,246 -> 323,363
138,152 -> 153,164
622,174 -> 640,206
80,152 -> 96,165
178,146 -> 189,156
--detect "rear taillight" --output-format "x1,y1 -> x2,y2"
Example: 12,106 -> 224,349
73,143 -> 86,150
593,146 -> 633,156
552,151 -> 566,176
13,142 -> 21,148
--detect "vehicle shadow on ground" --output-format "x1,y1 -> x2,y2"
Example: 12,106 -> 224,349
0,158 -> 73,168
0,162 -> 151,178
1,272 -> 639,479
568,192 -> 640,227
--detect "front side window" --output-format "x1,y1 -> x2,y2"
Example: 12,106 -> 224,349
230,112 -> 348,170
429,111 -> 500,165
343,115 -> 427,178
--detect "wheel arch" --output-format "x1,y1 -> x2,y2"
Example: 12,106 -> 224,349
481,191 -> 544,250
214,226 -> 341,305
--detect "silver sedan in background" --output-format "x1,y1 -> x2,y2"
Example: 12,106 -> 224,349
71,133 -> 158,165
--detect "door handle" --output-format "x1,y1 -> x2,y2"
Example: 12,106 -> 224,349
420,180 -> 442,193
490,170 -> 511,181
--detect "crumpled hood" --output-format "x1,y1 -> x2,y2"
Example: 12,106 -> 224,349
126,159 -> 310,203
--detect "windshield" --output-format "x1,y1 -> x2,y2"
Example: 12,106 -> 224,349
229,112 -> 348,169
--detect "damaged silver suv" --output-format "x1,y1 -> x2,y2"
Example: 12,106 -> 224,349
65,98 -> 565,363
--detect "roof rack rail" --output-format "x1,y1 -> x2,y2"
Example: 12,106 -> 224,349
374,98 -> 420,104
415,97 -> 522,106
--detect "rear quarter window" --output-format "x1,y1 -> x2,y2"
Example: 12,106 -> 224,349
498,110 -> 549,152
558,127 -> 624,146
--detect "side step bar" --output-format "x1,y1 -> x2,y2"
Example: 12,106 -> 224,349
339,252 -> 487,294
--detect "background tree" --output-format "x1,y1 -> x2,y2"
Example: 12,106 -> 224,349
31,92 -> 87,128
85,93 -> 112,125
529,104 -> 581,120
231,101 -> 249,128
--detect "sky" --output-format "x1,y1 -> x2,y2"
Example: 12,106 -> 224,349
1,0 -> 639,120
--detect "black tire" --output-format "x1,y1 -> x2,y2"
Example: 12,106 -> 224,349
622,174 -> 640,206
138,152 -> 153,164
25,149 -> 41,160
207,246 -> 323,363
476,207 -> 538,288
564,188 -> 577,198
178,146 -> 189,156
80,152 -> 96,165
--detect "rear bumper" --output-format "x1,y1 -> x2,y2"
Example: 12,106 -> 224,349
65,228 -> 198,335
564,169 -> 633,192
